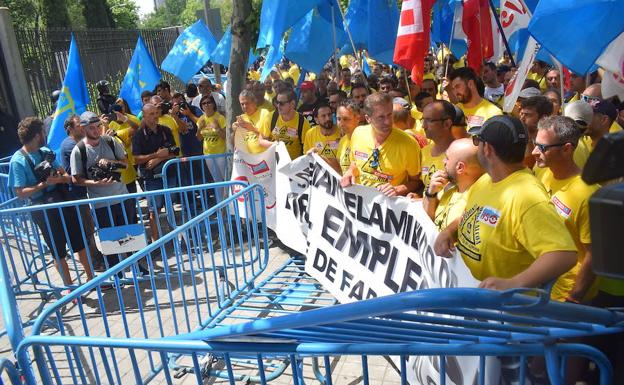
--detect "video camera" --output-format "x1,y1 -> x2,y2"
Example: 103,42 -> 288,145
33,151 -> 58,182
583,131 -> 624,280
88,162 -> 125,182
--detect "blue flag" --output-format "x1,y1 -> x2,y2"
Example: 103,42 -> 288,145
119,36 -> 161,115
47,34 -> 89,151
285,1 -> 347,75
210,26 -> 257,68
528,0 -> 624,75
161,20 -> 218,83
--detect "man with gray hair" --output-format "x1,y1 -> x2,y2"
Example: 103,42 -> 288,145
341,92 -> 422,196
532,115 -> 599,304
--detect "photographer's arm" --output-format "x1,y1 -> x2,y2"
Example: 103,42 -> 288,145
15,182 -> 48,199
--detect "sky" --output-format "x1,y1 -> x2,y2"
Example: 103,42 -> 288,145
131,0 -> 155,17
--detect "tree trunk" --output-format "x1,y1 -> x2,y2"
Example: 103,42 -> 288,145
225,0 -> 252,152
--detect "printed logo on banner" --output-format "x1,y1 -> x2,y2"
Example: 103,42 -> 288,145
478,206 -> 500,227
232,176 -> 249,203
245,160 -> 270,175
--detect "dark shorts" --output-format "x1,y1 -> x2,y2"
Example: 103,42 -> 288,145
31,205 -> 86,260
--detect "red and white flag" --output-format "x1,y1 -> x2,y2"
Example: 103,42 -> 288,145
597,32 -> 624,100
500,0 -> 531,40
462,0 -> 494,72
393,0 -> 435,85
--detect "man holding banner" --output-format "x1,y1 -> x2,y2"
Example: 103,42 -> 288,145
434,115 -> 578,300
341,93 -> 422,197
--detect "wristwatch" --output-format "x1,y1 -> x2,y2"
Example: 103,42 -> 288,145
424,189 -> 438,198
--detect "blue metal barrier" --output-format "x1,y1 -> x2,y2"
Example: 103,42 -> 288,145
0,181 -> 256,298
0,358 -> 22,385
161,153 -> 233,190
0,173 -> 14,205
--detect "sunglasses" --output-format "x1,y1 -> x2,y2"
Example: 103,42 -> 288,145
471,135 -> 485,146
580,94 -> 601,106
533,141 -> 569,153
275,99 -> 292,106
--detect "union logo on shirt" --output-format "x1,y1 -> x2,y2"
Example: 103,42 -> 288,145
458,205 -> 482,261
552,196 -> 572,218
467,115 -> 485,128
478,206 -> 500,227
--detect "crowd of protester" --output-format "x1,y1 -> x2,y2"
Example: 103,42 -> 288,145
7,50 -> 624,381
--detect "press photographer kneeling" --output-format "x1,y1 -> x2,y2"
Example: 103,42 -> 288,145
70,111 -> 146,275
8,117 -> 92,286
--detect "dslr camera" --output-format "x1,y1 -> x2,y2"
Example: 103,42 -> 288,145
166,146 -> 180,156
105,104 -> 124,123
88,162 -> 125,182
34,151 -> 58,182
161,102 -> 172,115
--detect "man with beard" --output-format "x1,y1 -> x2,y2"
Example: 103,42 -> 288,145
304,104 -> 342,162
449,67 -> 502,129
420,138 -> 484,230
434,115 -> 577,300
297,81 -> 321,126
481,62 -> 504,105
419,101 -> 457,188
341,93 -> 421,197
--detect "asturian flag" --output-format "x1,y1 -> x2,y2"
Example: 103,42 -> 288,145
393,0 -> 435,85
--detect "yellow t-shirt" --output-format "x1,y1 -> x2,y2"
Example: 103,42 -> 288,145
248,69 -> 260,81
349,125 -> 421,187
459,98 -> 503,129
109,115 -> 139,184
303,126 -> 342,161
158,114 -> 180,149
238,108 -> 271,154
337,135 -> 352,174
258,99 -> 275,113
259,112 -> 310,160
410,107 -> 426,137
289,65 -> 301,84
457,170 -> 577,301
542,173 -> 600,300
433,185 -> 467,231
420,143 -> 446,188
527,72 -> 548,91
198,112 -> 227,155
265,91 -> 275,105
610,120 -> 623,133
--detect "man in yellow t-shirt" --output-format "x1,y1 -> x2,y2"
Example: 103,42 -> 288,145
334,100 -> 362,175
248,80 -> 274,113
421,138 -> 484,231
150,95 -> 186,150
341,93 -> 422,197
108,111 -> 140,192
304,104 -> 342,161
532,115 -> 600,303
420,101 -> 457,188
434,115 -> 577,300
258,88 -> 310,160
449,67 -> 502,130
233,90 -> 272,154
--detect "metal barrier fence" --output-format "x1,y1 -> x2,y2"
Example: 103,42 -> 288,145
0,181 -> 252,298
162,153 -> 233,190
14,28 -> 182,118
0,358 -> 22,385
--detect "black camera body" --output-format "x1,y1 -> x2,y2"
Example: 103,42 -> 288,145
88,162 -> 125,182
178,101 -> 188,111
167,146 -> 180,156
33,151 -> 57,182
161,102 -> 172,115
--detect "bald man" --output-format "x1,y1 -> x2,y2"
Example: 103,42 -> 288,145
421,138 -> 484,230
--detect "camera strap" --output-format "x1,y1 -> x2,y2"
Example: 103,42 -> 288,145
20,148 -> 46,177
77,137 -> 117,177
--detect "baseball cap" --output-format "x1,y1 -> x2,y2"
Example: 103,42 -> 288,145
518,87 -> 541,99
564,100 -> 593,127
80,111 -> 100,126
469,115 -> 528,147
300,81 -> 315,91
392,97 -> 410,109
592,100 -> 618,121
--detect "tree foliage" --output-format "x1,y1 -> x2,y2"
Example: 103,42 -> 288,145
82,0 -> 115,28
108,0 -> 139,29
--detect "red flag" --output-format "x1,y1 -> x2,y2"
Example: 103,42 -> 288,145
462,0 -> 494,72
393,0 -> 435,85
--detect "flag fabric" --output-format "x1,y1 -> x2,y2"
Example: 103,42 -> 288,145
366,0 -> 400,65
342,0 -> 368,50
119,36 -> 161,115
47,35 -> 89,151
502,36 -> 539,113
210,26 -> 257,68
597,32 -> 624,100
285,1 -> 347,75
161,20 -> 218,83
528,0 -> 624,75
394,0 -> 435,84
462,0 -> 494,72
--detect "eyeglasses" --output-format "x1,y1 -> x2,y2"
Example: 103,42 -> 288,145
370,148 -> 380,169
201,102 -> 214,106
471,135 -> 485,146
275,100 -> 292,106
533,141 -> 569,153
421,117 -> 449,125
580,94 -> 601,106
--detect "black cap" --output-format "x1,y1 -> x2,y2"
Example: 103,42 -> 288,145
592,100 -> 618,121
469,115 -> 528,148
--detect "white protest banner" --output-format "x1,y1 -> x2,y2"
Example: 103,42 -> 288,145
278,154 -> 498,385
230,142 -> 291,230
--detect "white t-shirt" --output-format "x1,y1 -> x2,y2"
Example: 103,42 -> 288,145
484,84 -> 504,103
192,91 -> 226,115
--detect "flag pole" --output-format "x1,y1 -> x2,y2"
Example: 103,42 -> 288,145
331,2 -> 340,81
487,0 -> 516,67
335,1 -> 360,64
443,6 -> 458,79
403,70 -> 413,105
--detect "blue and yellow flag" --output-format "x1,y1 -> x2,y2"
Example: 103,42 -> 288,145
47,34 -> 89,151
161,20 -> 217,83
210,26 -> 257,68
119,36 -> 161,115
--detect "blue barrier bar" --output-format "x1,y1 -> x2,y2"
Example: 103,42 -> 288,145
0,358 -> 22,385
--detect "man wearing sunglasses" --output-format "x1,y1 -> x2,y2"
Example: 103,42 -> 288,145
532,116 -> 599,304
434,115 -> 577,300
340,92 -> 422,197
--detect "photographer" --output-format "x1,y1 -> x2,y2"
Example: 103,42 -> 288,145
70,111 -> 142,274
132,103 -> 178,242
106,98 -> 139,193
8,117 -> 92,286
